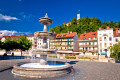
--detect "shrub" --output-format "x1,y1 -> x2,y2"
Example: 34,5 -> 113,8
79,57 -> 90,59
48,55 -> 57,58
65,56 -> 76,59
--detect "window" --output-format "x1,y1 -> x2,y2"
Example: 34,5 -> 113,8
100,37 -> 102,41
93,37 -> 96,40
89,42 -> 91,45
83,38 -> 85,40
110,43 -> 112,46
93,34 -> 95,36
116,38 -> 118,42
100,49 -> 102,52
38,43 -> 39,45
89,47 -> 91,50
104,37 -> 106,41
89,38 -> 91,40
104,43 -> 107,47
109,37 -> 112,41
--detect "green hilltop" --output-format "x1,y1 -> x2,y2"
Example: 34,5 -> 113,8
50,17 -> 120,36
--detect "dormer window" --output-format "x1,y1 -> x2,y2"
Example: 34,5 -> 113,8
93,37 -> 96,40
89,38 -> 91,40
83,38 -> 85,40
93,34 -> 95,36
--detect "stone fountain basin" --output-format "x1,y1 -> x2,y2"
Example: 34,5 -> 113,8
32,49 -> 56,54
12,61 -> 73,78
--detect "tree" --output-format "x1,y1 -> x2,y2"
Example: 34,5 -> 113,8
109,42 -> 120,60
0,40 -> 3,49
71,18 -> 77,25
50,17 -> 103,35
18,36 -> 32,56
2,38 -> 18,53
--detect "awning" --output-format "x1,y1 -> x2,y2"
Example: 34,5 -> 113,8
101,52 -> 107,55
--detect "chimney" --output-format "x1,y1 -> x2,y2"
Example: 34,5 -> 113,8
68,31 -> 70,34
62,34 -> 63,37
70,31 -> 72,34
22,33 -> 24,35
106,26 -> 110,29
99,27 -> 101,30
115,28 -> 118,33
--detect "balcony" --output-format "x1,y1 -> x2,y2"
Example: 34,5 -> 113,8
79,45 -> 98,47
50,44 -> 73,47
79,49 -> 98,53
50,40 -> 73,42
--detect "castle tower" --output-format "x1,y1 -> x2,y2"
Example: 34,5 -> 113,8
77,14 -> 80,20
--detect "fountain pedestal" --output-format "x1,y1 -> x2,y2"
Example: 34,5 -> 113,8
12,13 -> 72,78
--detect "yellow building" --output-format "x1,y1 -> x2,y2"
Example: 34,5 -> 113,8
50,31 -> 79,58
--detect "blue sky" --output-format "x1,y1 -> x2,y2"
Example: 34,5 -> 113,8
0,0 -> 120,36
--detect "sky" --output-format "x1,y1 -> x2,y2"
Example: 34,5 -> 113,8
0,0 -> 120,36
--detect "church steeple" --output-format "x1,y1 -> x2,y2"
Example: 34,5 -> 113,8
77,10 -> 80,20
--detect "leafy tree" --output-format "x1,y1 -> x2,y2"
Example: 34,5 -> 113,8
18,36 -> 32,56
50,17 -> 102,34
0,40 -> 3,49
71,18 -> 77,25
2,38 -> 18,53
50,16 -> 120,35
109,42 -> 120,60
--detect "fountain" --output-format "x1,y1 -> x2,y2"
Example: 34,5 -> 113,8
12,13 -> 73,78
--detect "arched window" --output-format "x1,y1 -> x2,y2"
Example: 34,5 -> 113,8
100,37 -> 102,41
109,37 -> 112,41
116,38 -> 118,42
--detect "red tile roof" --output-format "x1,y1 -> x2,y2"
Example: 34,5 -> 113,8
26,34 -> 34,37
56,31 -> 76,39
2,34 -> 34,39
113,28 -> 120,37
79,32 -> 97,40
3,35 -> 20,39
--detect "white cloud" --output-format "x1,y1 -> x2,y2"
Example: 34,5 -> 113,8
0,14 -> 19,21
0,30 -> 31,37
0,30 -> 17,37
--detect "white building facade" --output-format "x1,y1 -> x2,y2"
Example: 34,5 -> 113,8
37,38 -> 50,49
97,26 -> 113,57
